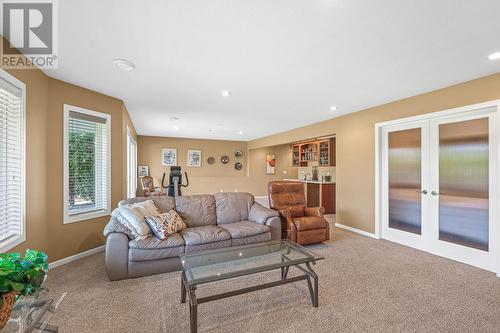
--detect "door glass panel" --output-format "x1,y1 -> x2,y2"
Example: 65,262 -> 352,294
388,128 -> 422,234
439,118 -> 489,251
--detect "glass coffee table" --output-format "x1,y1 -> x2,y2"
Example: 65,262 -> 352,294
180,240 -> 324,333
3,290 -> 66,333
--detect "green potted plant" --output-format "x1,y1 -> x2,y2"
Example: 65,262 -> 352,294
0,249 -> 48,329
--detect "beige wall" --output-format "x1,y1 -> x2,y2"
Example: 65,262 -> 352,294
44,79 -> 135,261
6,66 -> 51,256
247,144 -> 298,195
249,72 -> 500,234
137,136 -> 296,196
5,57 -> 136,262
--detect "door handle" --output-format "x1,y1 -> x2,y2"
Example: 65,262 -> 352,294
416,190 -> 428,195
430,191 -> 442,196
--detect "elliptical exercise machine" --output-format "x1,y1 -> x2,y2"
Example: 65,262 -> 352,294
161,166 -> 189,197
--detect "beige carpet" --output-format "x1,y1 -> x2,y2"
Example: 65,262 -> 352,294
45,226 -> 500,332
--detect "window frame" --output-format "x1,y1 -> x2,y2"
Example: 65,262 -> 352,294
63,104 -> 111,224
0,69 -> 26,253
126,126 -> 137,198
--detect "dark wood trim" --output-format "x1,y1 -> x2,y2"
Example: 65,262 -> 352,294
330,137 -> 336,166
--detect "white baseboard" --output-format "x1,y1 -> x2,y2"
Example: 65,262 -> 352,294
49,245 -> 105,269
335,223 -> 380,239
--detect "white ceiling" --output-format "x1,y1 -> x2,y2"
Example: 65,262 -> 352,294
44,0 -> 500,141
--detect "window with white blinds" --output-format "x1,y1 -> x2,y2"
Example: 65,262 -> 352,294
0,71 -> 25,252
63,105 -> 111,224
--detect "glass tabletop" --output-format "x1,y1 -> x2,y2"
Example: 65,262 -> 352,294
180,240 -> 324,285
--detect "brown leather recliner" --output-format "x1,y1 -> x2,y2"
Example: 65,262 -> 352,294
268,181 -> 330,245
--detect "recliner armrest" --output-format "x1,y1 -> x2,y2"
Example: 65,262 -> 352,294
248,202 -> 279,224
277,208 -> 297,242
305,207 -> 325,218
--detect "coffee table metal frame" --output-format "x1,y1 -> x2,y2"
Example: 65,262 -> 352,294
180,240 -> 322,333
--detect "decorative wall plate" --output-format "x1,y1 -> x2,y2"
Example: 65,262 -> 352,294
234,150 -> 243,158
221,155 -> 229,164
207,156 -> 215,165
234,162 -> 243,170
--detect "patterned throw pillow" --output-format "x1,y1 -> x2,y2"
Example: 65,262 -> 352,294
145,210 -> 187,239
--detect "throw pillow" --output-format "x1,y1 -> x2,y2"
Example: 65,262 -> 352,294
145,210 -> 187,239
115,200 -> 160,237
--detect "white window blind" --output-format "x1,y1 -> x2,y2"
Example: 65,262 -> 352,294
64,105 -> 110,223
0,73 -> 25,251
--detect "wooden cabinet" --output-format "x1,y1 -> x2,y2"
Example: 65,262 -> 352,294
300,142 -> 319,163
305,182 -> 336,214
292,145 -> 300,167
291,137 -> 335,167
321,183 -> 335,214
306,182 -> 320,207
319,137 -> 335,166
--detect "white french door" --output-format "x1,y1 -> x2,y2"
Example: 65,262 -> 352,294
380,106 -> 498,272
381,120 -> 430,250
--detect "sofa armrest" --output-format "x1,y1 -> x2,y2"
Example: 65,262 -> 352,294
305,207 -> 325,218
249,202 -> 279,224
105,233 -> 129,281
265,216 -> 282,241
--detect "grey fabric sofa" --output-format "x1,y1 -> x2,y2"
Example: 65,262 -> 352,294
103,192 -> 280,280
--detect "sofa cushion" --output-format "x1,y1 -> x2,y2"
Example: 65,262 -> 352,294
220,220 -> 270,239
129,233 -> 185,249
129,233 -> 185,261
119,196 -> 176,213
293,216 -> 327,231
214,192 -> 254,225
175,195 -> 216,227
231,232 -> 271,246
184,240 -> 232,253
180,225 -> 231,246
129,246 -> 184,262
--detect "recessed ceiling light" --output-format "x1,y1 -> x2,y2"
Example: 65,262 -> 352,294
238,130 -> 243,135
173,125 -> 179,131
330,106 -> 337,111
221,90 -> 231,97
113,59 -> 135,71
488,52 -> 500,60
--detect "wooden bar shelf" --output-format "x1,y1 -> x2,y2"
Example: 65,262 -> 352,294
291,137 -> 335,167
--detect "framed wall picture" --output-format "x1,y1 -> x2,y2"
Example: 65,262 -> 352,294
138,165 -> 149,177
266,154 -> 276,174
162,148 -> 177,166
187,149 -> 202,167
